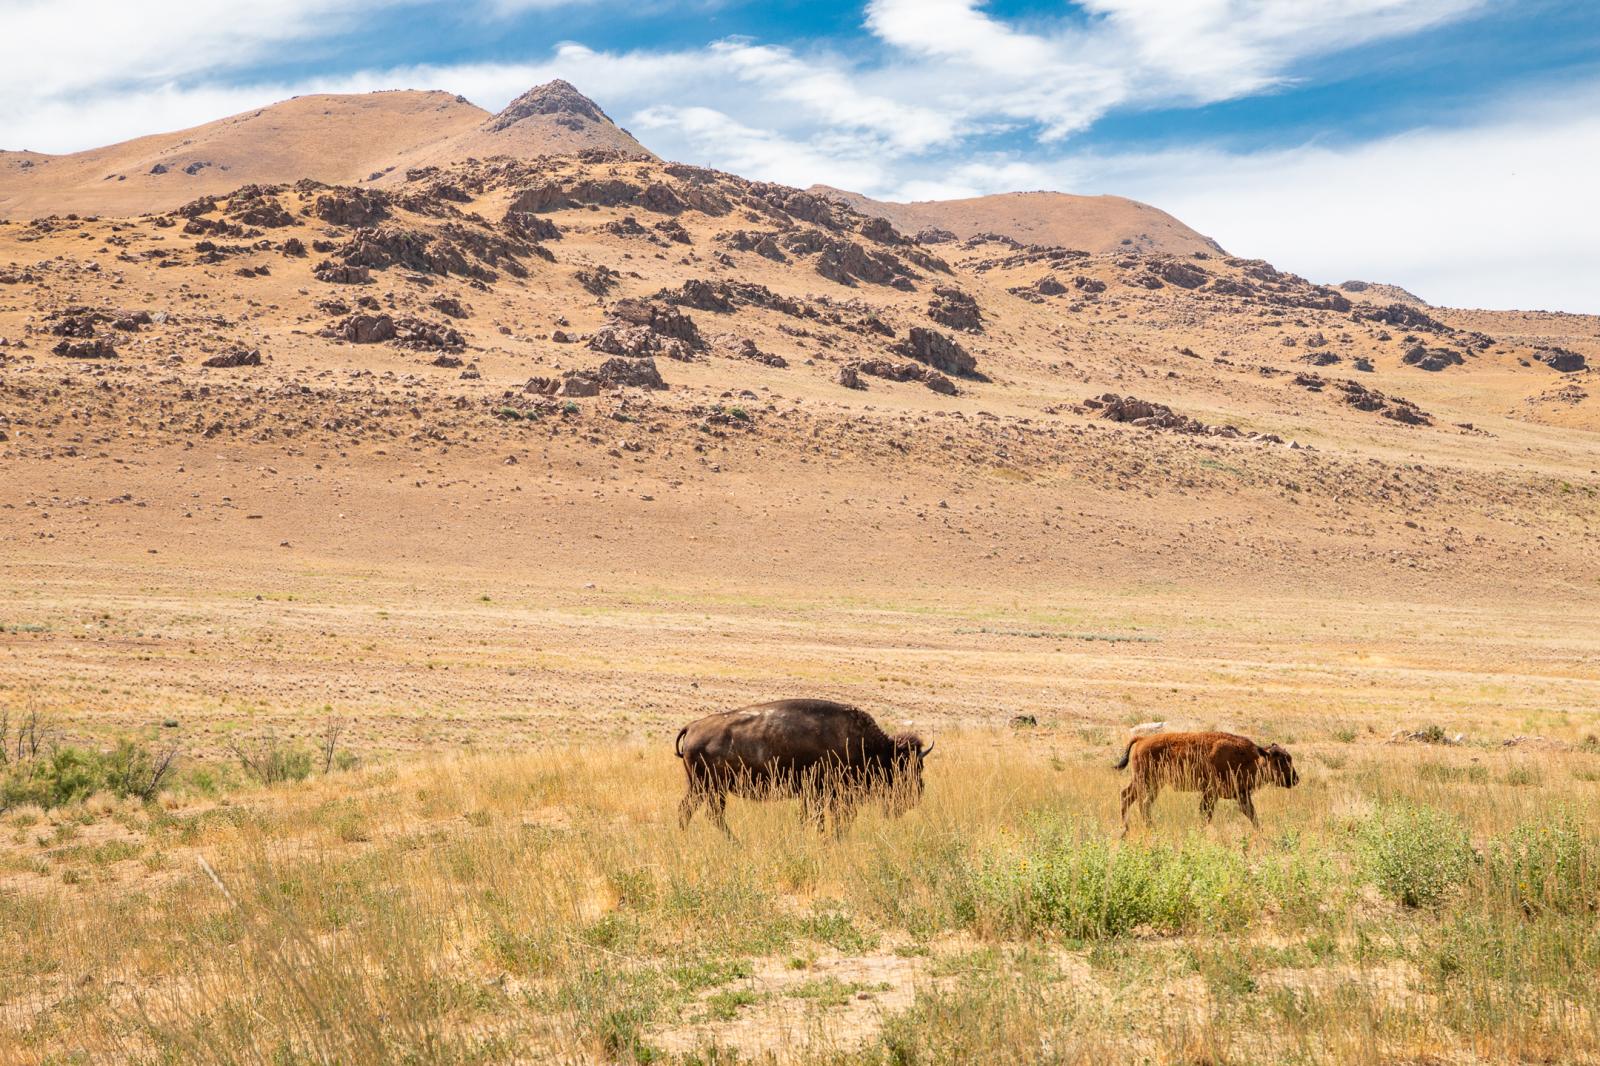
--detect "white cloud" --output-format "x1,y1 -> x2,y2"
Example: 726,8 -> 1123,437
1077,0 -> 1485,101
1024,89 -> 1600,312
863,0 -> 1489,140
0,0 -> 420,101
632,105 -> 891,191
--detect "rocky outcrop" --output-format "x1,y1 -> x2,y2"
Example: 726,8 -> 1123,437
893,327 -> 978,378
326,313 -> 463,351
661,279 -> 731,312
1157,260 -> 1208,289
928,286 -> 983,333
1355,302 -> 1449,333
655,279 -> 806,318
851,359 -> 957,395
313,263 -> 372,284
485,78 -> 609,133
586,299 -> 705,362
502,211 -> 562,241
1402,344 -> 1465,371
46,307 -> 104,337
310,187 -> 389,227
1536,347 -> 1587,373
330,313 -> 396,344
227,187 -> 294,228
532,356 -> 667,396
1087,394 -> 1214,433
808,235 -> 918,290
201,348 -> 262,368
52,337 -> 117,359
712,335 -> 787,368
1293,373 -> 1432,425
718,229 -> 926,288
574,266 -> 619,297
333,223 -> 528,282
606,299 -> 703,348
393,317 -> 466,351
720,229 -> 787,261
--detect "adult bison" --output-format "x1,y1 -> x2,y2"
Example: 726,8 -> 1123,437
674,698 -> 932,836
1114,730 -> 1298,835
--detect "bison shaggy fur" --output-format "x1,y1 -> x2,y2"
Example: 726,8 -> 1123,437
675,698 -> 930,836
1114,730 -> 1298,834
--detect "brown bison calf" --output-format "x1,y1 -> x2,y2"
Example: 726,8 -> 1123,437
1115,731 -> 1298,835
675,698 -> 931,837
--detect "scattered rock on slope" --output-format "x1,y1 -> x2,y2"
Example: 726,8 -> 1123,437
928,286 -> 983,333
893,327 -> 978,378
1535,347 -> 1587,373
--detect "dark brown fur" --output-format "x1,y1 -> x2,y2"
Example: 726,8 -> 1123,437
1115,731 -> 1298,834
675,698 -> 930,836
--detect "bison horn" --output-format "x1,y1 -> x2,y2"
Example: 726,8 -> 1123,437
920,740 -> 934,758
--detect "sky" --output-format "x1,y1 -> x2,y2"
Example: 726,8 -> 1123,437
3,0 -> 1597,311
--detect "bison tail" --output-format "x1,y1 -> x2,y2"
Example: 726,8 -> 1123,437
1112,739 -> 1135,771
674,726 -> 688,759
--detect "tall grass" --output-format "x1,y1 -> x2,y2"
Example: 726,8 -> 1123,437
1,736 -> 1598,1063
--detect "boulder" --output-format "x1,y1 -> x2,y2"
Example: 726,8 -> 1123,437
1402,344 -> 1464,371
893,327 -> 977,377
201,348 -> 262,368
928,285 -> 983,333
52,337 -> 117,359
1157,260 -> 1208,289
311,188 -> 389,227
333,313 -> 397,344
1536,347 -> 1587,373
713,335 -> 787,368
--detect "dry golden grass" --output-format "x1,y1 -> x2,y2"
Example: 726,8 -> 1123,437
3,724 -> 1599,1064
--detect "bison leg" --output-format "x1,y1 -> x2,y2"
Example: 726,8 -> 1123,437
1237,791 -> 1260,830
678,789 -> 701,829
1120,782 -> 1146,837
1138,783 -> 1158,828
704,791 -> 733,837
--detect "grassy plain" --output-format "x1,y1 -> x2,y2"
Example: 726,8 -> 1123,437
3,560 -> 1599,1064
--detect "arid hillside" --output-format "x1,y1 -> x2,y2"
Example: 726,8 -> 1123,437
2,128 -> 1597,604
0,80 -> 652,218
811,185 -> 1225,256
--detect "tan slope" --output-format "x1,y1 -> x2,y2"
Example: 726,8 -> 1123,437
0,81 -> 652,218
0,91 -> 487,217
811,185 -> 1223,255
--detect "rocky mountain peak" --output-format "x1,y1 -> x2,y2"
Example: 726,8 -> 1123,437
484,79 -> 611,134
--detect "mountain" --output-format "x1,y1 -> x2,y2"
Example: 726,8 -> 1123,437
2,82 -> 1596,609
389,79 -> 655,172
0,81 -> 652,218
809,186 -> 1223,256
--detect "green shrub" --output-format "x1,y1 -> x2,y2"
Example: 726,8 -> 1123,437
1,738 -> 178,810
1481,815 -> 1598,917
969,817 -> 1261,938
227,733 -> 315,785
1359,802 -> 1475,908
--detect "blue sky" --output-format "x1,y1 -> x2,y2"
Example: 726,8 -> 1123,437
4,0 -> 1598,311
